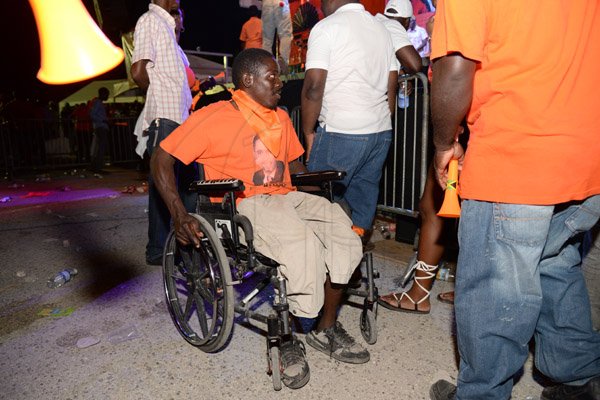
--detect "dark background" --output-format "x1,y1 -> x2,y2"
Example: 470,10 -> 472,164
1,0 -> 248,103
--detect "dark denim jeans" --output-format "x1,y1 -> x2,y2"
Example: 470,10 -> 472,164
90,126 -> 109,172
145,118 -> 198,261
454,196 -> 600,399
307,126 -> 392,230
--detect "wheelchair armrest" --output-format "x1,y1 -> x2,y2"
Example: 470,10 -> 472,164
290,170 -> 346,186
188,178 -> 245,194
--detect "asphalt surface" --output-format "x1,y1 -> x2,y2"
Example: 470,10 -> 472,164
0,167 -> 545,400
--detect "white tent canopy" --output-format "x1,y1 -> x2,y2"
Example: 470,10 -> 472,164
58,79 -> 144,110
58,52 -> 231,110
185,50 -> 232,82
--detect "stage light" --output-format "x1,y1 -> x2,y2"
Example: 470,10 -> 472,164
29,0 -> 125,84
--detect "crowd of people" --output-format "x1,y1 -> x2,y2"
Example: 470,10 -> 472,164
125,0 -> 600,398
0,91 -> 144,172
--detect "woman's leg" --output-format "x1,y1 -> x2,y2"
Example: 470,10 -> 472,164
379,163 -> 448,313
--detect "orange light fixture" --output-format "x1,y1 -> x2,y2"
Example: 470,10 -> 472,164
29,0 -> 125,84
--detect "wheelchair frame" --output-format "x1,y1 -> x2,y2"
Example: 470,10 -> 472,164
162,171 -> 378,390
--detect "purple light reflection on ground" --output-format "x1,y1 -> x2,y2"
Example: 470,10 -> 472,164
0,188 -> 120,208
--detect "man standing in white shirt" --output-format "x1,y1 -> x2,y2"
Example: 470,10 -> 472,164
131,0 -> 193,266
407,17 -> 430,71
301,1 -> 396,355
375,0 -> 422,74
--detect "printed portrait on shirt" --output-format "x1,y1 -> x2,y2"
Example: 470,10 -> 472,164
252,135 -> 285,185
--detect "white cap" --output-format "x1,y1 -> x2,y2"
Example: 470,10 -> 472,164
384,0 -> 413,18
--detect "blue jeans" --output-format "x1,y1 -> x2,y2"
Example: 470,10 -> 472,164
307,126 -> 392,230
455,196 -> 600,400
145,118 -> 198,261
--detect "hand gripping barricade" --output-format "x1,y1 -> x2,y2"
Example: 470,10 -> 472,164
161,169 -> 378,391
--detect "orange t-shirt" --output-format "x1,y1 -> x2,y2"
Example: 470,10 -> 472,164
431,0 -> 600,204
160,100 -> 304,200
240,17 -> 263,49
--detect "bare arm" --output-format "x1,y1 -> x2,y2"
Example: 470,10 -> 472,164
131,60 -> 150,91
301,68 -> 327,160
150,146 -> 203,246
289,159 -> 321,192
431,53 -> 476,187
387,70 -> 399,113
289,160 -> 308,175
396,45 -> 422,74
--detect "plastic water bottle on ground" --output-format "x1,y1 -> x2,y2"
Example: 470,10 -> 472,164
47,268 -> 78,288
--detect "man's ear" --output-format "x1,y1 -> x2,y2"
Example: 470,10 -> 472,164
242,72 -> 254,89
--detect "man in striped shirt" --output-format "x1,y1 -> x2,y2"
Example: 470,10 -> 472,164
131,0 -> 193,266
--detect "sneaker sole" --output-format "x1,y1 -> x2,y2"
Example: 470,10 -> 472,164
282,370 -> 310,390
305,334 -> 370,364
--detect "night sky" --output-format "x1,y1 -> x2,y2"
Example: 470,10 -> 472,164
2,0 -> 248,102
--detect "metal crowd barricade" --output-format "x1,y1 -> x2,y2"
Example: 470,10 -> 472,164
378,72 -> 430,218
289,106 -> 306,163
0,116 -> 140,177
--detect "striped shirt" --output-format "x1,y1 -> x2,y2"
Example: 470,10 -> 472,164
132,4 -> 192,134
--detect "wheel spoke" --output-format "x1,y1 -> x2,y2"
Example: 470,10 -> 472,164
180,248 -> 194,272
193,291 -> 210,337
183,292 -> 195,322
196,281 -> 215,304
162,216 -> 234,352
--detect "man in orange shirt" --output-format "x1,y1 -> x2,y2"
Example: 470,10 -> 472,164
239,5 -> 262,49
429,1 -> 600,399
151,48 -> 370,389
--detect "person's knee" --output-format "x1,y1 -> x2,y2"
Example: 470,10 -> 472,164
419,195 -> 439,224
535,359 -> 573,383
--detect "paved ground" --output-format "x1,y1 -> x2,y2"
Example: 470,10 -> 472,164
0,167 -> 544,399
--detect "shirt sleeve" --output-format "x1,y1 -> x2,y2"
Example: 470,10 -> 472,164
160,107 -> 213,165
132,15 -> 156,65
305,22 -> 331,71
279,110 -> 304,161
430,0 -> 486,62
387,21 -> 413,52
240,23 -> 248,41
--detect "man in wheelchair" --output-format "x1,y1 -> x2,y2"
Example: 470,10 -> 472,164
151,48 -> 368,389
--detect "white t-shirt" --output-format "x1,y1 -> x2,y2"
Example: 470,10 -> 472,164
305,3 -> 397,134
374,13 -> 413,55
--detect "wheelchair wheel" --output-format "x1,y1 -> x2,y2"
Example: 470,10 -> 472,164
163,213 -> 234,353
269,345 -> 282,391
360,308 -> 377,345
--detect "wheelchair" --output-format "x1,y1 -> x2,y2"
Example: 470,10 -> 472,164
161,170 -> 379,390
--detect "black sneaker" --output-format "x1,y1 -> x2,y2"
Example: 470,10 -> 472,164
279,338 -> 310,389
541,375 -> 600,400
305,321 -> 370,364
429,379 -> 456,400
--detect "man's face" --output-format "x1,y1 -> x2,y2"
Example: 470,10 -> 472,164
168,0 -> 180,13
156,0 -> 179,13
244,57 -> 282,110
253,138 -> 277,173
